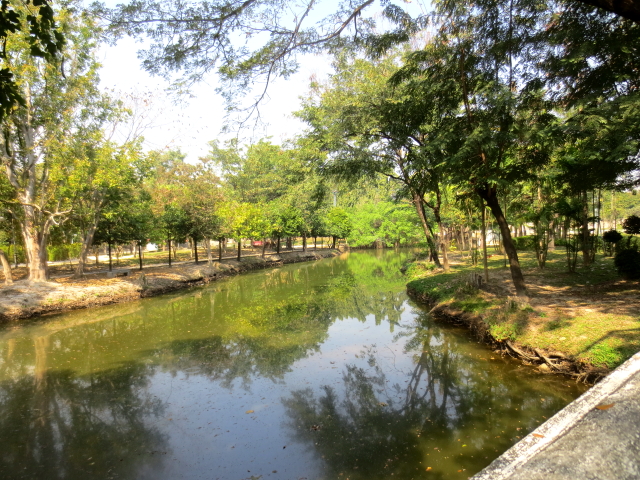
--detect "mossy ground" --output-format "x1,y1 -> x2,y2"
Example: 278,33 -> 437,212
407,249 -> 640,369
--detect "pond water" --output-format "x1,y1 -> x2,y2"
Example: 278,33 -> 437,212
0,250 -> 586,480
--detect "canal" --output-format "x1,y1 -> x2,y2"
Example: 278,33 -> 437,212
0,250 -> 586,479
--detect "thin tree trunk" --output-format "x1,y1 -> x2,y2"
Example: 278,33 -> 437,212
302,235 -> 307,252
481,205 -> 489,284
205,237 -> 212,267
193,236 -> 199,264
581,191 -> 591,267
0,250 -> 13,285
108,240 -> 113,272
218,238 -> 223,261
277,236 -> 281,254
237,239 -> 242,261
74,223 -> 98,278
168,238 -> 172,267
138,243 -> 143,270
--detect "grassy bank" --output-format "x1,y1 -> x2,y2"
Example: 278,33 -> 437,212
406,250 -> 640,371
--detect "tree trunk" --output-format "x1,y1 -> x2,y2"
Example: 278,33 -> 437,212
108,240 -> 113,272
412,193 -> 441,267
481,205 -> 489,284
218,238 -> 223,261
168,238 -> 172,267
581,191 -> 591,266
237,239 -> 242,261
205,237 -> 212,267
193,236 -> 199,264
138,243 -> 143,270
262,238 -> 267,258
22,226 -> 49,282
0,250 -> 13,285
478,186 -> 527,296
74,223 -> 98,278
302,235 -> 307,252
276,236 -> 281,254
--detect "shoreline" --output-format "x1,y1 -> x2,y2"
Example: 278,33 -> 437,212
0,249 -> 340,323
406,285 -> 609,384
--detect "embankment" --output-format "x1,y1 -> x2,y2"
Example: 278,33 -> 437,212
406,285 -> 609,384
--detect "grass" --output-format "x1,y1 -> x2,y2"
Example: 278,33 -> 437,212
407,248 -> 640,369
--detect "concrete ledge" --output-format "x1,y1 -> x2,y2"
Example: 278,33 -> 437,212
472,351 -> 640,480
107,269 -> 131,278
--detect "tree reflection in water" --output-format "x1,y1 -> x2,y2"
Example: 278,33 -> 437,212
283,313 -> 581,480
0,363 -> 166,480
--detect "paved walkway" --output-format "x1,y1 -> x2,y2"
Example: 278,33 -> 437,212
472,352 -> 640,480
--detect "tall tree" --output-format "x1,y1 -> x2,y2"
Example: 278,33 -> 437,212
0,6 -> 107,281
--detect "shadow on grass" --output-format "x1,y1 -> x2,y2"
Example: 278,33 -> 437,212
544,318 -> 573,331
578,328 -> 640,368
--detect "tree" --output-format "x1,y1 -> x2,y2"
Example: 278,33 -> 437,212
391,0 -> 564,295
298,54 -> 450,268
0,6 -> 108,281
68,137 -> 142,277
222,202 -> 268,260
325,207 -> 352,249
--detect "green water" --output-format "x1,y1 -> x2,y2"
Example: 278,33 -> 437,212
0,250 -> 586,480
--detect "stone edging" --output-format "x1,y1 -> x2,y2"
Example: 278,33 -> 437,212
470,351 -> 640,479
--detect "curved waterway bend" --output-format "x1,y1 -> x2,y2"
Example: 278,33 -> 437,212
0,250 -> 586,480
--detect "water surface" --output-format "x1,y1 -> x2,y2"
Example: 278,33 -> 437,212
0,250 -> 586,479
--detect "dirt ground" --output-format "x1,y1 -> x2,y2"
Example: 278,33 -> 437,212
0,250 -> 339,322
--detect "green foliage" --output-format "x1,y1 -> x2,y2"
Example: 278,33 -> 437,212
614,249 -> 640,279
347,201 -> 422,248
325,207 -> 352,240
0,0 -> 64,120
513,235 -> 536,251
404,260 -> 436,279
47,244 -> 82,262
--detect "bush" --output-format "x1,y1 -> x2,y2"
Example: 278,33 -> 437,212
47,244 -> 83,262
614,249 -> 640,279
622,215 -> 640,236
1,245 -> 26,264
513,235 -> 536,251
603,229 -> 623,245
555,238 -> 568,247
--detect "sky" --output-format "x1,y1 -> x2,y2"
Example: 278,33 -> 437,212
96,0 -> 431,162
98,37 -> 333,162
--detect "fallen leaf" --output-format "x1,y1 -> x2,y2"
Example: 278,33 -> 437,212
426,467 -> 432,471
596,404 -> 615,410
245,410 -> 254,414
532,433 -> 544,438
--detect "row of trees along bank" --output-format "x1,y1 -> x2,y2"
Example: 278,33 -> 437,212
1,0 -> 639,293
